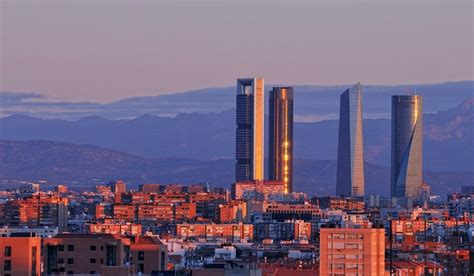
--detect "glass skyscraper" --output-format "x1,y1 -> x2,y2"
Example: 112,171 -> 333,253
235,78 -> 265,181
391,95 -> 423,200
336,83 -> 365,197
268,87 -> 294,193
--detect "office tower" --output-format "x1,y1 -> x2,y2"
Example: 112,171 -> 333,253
336,83 -> 365,197
391,95 -> 423,200
268,87 -> 294,193
235,78 -> 265,181
319,227 -> 385,275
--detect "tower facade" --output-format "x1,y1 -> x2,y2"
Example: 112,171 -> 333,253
336,83 -> 365,197
391,95 -> 423,199
235,78 -> 265,181
268,87 -> 294,193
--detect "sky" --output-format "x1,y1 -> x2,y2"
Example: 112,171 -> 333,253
1,0 -> 473,102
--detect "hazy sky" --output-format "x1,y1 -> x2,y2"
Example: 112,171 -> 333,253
1,0 -> 472,102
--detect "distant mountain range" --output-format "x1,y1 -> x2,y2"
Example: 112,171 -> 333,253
1,81 -> 472,121
0,140 -> 471,196
0,98 -> 472,171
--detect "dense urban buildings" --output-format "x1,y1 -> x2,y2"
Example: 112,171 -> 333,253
231,180 -> 284,200
235,78 -> 265,181
336,83 -> 365,197
0,179 -> 471,275
391,95 -> 423,201
268,86 -> 294,193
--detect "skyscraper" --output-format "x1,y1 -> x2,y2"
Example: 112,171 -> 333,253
391,95 -> 423,200
268,87 -> 294,193
336,83 -> 365,197
235,78 -> 265,181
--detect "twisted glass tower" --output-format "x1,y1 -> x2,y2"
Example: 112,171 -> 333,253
391,95 -> 423,199
235,78 -> 265,181
336,83 -> 365,197
268,87 -> 294,193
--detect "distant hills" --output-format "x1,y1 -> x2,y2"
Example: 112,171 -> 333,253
0,97 -> 472,171
0,140 -> 471,196
1,81 -> 472,120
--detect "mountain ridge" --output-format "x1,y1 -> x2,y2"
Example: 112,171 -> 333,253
0,139 -> 472,196
0,98 -> 471,171
1,81 -> 472,120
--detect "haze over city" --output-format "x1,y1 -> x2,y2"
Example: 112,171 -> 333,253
1,1 -> 472,102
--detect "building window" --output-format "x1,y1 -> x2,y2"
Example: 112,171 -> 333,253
67,258 -> 74,264
67,272 -> 74,275
347,264 -> 358,269
58,245 -> 65,251
67,245 -> 74,251
4,246 -> 11,257
334,254 -> 345,259
4,260 -> 12,271
90,258 -> 96,264
57,258 -> 65,264
138,263 -> 144,273
346,243 -> 359,249
138,251 -> 145,261
32,246 -> 37,276
161,251 -> 166,270
90,245 -> 96,251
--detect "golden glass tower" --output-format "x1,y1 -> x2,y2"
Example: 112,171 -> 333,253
268,87 -> 294,193
235,78 -> 265,181
391,95 -> 423,200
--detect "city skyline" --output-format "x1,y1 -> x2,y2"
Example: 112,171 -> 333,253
0,1 -> 472,275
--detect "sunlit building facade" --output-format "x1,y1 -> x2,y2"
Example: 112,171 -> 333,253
235,78 -> 265,181
391,95 -> 423,200
336,83 -> 365,197
268,87 -> 294,193
320,227 -> 385,276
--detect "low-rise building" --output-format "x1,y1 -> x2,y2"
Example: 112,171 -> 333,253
0,234 -> 41,276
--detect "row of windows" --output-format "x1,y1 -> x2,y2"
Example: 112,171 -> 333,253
58,245 -> 75,251
57,245 -> 103,252
328,263 -> 364,269
328,233 -> 364,239
57,257 -> 107,264
328,242 -> 363,249
328,254 -> 362,260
